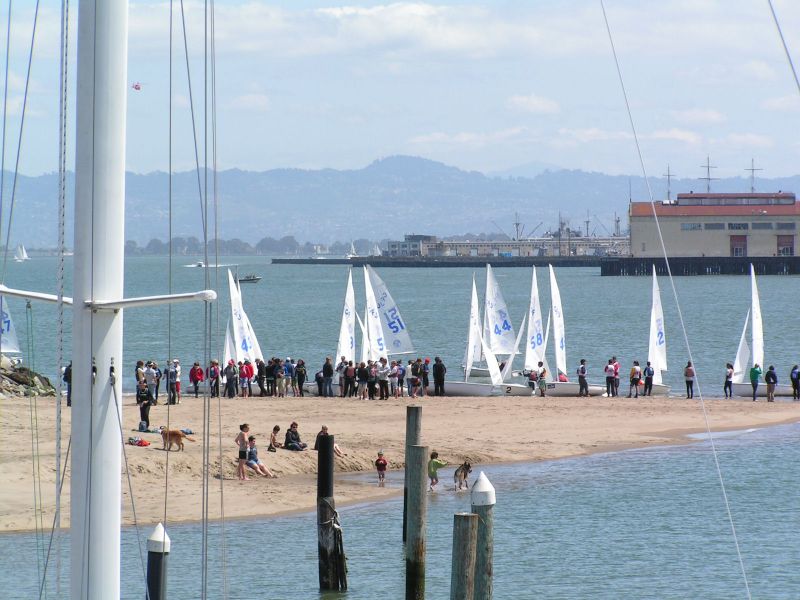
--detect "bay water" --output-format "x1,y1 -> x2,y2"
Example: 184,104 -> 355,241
4,257 -> 800,394
4,422 -> 799,598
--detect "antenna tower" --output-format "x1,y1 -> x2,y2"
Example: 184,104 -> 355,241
745,158 -> 763,193
663,165 -> 675,201
699,155 -> 718,193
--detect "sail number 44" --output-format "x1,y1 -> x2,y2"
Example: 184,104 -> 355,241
494,320 -> 512,335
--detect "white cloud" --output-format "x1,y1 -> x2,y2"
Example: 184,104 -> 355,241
557,128 -> 632,143
761,95 -> 800,112
723,133 -> 773,148
409,127 -> 530,148
670,108 -> 725,124
507,93 -> 560,114
649,128 -> 702,144
741,59 -> 777,81
229,93 -> 270,112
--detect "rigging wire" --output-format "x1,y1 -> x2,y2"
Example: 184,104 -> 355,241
599,2 -> 752,598
766,0 -> 800,97
0,0 -> 12,297
38,436 -> 71,599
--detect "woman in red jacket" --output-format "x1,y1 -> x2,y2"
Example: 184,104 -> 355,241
189,362 -> 205,397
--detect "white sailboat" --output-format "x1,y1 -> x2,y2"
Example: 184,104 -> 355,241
731,265 -> 793,398
13,244 -> 30,262
335,269 -> 357,364
0,296 -> 21,355
227,269 -> 262,364
363,265 -> 414,358
543,265 -> 605,397
646,265 -> 670,396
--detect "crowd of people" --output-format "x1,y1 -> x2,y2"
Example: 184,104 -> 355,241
314,355 -> 448,399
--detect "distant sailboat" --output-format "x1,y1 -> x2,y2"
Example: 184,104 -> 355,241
731,265 -> 792,398
647,266 -> 670,395
13,244 -> 30,262
345,241 -> 358,259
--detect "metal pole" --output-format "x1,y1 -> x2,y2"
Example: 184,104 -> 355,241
146,523 -> 170,600
406,444 -> 428,600
317,434 -> 347,591
450,513 -> 478,600
403,405 -> 422,542
71,1 -> 128,598
471,472 -> 496,600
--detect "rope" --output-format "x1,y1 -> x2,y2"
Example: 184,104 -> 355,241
110,375 -> 149,597
599,3 -> 751,598
0,0 -> 12,294
38,436 -> 71,599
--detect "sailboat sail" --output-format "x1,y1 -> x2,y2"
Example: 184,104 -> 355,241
750,265 -> 764,369
365,265 -> 414,355
648,266 -> 667,385
335,269 -> 357,363
464,275 -> 483,381
228,269 -> 258,363
21,245 -> 29,260
548,265 -> 567,379
733,309 -> 750,384
480,329 -> 503,386
483,264 -> 516,355
238,279 -> 263,361
524,266 -> 546,371
364,267 -> 386,359
0,297 -> 21,354
501,314 -> 526,382
222,319 -> 236,370
356,310 -> 371,364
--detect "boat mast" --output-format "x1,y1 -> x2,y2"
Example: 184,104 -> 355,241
72,1 -> 128,597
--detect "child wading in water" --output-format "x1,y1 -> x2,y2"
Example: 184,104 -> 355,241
375,450 -> 388,486
428,451 -> 447,491
234,423 -> 250,481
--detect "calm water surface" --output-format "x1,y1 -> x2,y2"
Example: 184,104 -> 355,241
4,423 -> 799,598
4,257 -> 800,393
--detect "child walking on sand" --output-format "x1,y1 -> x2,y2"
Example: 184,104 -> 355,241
375,450 -> 388,486
428,451 -> 447,491
234,423 -> 250,481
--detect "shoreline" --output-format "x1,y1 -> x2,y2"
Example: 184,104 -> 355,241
1,394 -> 799,533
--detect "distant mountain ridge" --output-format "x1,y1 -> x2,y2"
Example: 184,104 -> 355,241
5,156 -> 800,247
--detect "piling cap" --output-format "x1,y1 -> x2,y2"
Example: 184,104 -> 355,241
470,471 -> 496,507
147,522 -> 171,554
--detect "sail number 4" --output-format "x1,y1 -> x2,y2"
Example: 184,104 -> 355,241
493,320 -> 512,335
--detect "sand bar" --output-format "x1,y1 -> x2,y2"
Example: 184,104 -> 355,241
1,393 -> 799,532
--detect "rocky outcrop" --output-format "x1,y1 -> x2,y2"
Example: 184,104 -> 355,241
0,355 -> 56,397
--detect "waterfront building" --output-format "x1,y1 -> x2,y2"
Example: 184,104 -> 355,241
629,192 -> 798,258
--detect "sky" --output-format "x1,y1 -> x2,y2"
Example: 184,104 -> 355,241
2,0 -> 800,178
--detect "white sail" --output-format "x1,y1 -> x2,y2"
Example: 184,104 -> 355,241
222,319 -> 236,375
21,245 -> 29,260
227,269 -> 258,363
524,266 -> 546,371
548,265 -> 567,379
13,244 -> 24,262
365,265 -> 414,355
364,266 -> 386,359
501,313 -> 526,382
238,279 -> 263,361
356,310 -> 371,364
335,269 -> 357,364
464,275 -> 483,381
647,265 -> 667,385
750,264 -> 764,370
480,329 -> 503,385
0,297 -> 21,354
483,264 -> 516,355
733,309 -> 750,384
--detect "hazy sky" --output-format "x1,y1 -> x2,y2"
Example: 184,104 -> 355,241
3,1 -> 800,177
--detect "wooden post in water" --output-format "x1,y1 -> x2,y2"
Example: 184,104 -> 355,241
471,472 -> 496,600
450,513 -> 478,600
404,405 -> 422,542
406,444 -> 429,600
317,434 -> 347,591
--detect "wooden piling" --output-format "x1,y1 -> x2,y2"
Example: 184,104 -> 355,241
317,434 -> 347,591
406,444 -> 429,600
450,513 -> 478,600
403,405 -> 422,542
471,472 -> 496,600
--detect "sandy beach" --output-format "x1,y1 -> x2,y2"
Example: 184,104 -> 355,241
1,393 -> 799,533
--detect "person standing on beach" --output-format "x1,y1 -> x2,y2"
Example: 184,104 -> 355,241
612,356 -> 621,397
396,360 -> 406,398
322,357 -> 335,397
153,362 -> 162,402
537,361 -> 548,397
255,358 -> 267,396
168,359 -> 181,404
189,361 -> 204,397
144,361 -> 158,402
684,361 -> 695,399
375,450 -> 388,486
336,356 -> 348,398
576,359 -> 588,397
790,365 -> 800,400
295,360 -> 307,396
628,361 -> 642,398
422,358 -> 431,397
432,356 -> 446,396
224,360 -> 237,398
234,423 -> 250,481
377,357 -> 390,400
765,365 -> 777,403
724,363 -> 734,398
750,363 -> 762,401
643,361 -> 655,396
428,451 -> 447,491
207,360 -> 220,398
604,359 -> 616,397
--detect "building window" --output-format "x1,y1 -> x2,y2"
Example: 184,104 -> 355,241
751,222 -> 773,230
728,223 -> 749,230
704,223 -> 725,230
777,235 -> 794,256
776,222 -> 797,230
730,235 -> 747,258
641,243 -> 646,252
680,223 -> 702,231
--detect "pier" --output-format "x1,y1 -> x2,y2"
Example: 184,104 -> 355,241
272,256 -> 603,267
600,256 -> 800,276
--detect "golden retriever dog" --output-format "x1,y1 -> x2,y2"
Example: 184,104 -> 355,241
160,427 -> 195,451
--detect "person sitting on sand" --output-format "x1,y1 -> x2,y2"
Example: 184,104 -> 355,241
246,435 -> 277,478
268,425 -> 282,451
284,421 -> 308,451
313,425 -> 346,457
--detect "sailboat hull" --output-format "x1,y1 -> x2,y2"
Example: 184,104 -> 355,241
544,381 -> 606,397
462,365 -> 524,380
731,382 -> 795,399
445,381 -> 531,397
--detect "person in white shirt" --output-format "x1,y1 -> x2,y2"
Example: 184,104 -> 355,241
604,359 -> 616,397
628,360 -> 642,398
